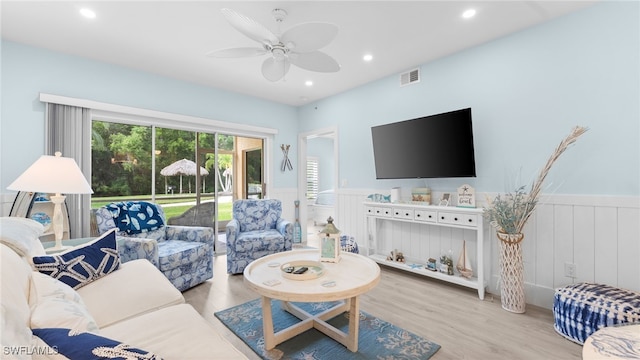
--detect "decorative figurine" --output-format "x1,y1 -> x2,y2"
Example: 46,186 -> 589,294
439,251 -> 454,275
426,258 -> 437,271
386,249 -> 405,263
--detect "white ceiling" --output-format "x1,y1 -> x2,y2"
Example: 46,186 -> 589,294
1,1 -> 596,106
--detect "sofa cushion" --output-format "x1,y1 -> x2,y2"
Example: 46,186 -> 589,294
29,272 -> 98,333
1,243 -> 35,357
234,230 -> 285,253
100,304 -> 248,360
0,217 -> 46,259
32,229 -> 120,290
77,259 -> 184,328
32,328 -> 160,360
1,304 -> 32,360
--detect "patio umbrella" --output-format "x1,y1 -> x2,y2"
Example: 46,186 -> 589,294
160,159 -> 209,194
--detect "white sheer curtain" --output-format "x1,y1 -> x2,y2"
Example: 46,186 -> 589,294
44,103 -> 92,238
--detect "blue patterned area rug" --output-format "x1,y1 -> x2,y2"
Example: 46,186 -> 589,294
214,298 -> 440,360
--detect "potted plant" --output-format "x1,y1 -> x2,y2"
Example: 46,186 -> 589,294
484,126 -> 588,313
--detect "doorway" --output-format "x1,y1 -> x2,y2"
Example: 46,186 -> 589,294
297,126 -> 338,246
244,147 -> 263,199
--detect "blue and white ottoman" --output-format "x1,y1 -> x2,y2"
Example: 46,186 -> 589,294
340,235 -> 359,254
553,282 -> 640,344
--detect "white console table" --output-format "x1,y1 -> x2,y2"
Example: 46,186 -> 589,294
364,201 -> 487,299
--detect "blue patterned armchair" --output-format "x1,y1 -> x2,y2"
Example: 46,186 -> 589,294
226,199 -> 293,274
95,201 -> 213,291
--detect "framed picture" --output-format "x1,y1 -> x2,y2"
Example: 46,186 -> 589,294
320,235 -> 341,263
439,193 -> 451,206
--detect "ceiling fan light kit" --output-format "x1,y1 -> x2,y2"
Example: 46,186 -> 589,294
208,8 -> 340,82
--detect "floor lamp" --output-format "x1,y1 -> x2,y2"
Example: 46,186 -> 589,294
7,152 -> 93,251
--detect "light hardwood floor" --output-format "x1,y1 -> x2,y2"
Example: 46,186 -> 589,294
183,253 -> 583,359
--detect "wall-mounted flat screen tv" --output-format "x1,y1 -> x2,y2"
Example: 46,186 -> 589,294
371,108 -> 476,179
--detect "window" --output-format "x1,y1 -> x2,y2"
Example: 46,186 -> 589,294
306,157 -> 319,200
41,93 -> 276,237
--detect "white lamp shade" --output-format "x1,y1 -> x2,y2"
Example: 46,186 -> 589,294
7,153 -> 93,194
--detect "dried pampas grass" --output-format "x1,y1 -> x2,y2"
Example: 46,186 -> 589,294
485,126 -> 589,234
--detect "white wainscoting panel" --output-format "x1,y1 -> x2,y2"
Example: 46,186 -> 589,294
335,189 -> 639,309
268,188 -> 298,226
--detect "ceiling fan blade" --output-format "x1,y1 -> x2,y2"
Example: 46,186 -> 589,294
289,51 -> 340,72
281,22 -> 338,53
262,57 -> 291,82
221,8 -> 279,46
206,47 -> 267,58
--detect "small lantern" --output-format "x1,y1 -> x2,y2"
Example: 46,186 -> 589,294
319,216 -> 341,263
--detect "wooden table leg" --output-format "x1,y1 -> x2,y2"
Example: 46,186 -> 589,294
347,296 -> 359,352
261,296 -> 276,350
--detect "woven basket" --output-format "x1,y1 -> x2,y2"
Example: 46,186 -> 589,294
497,232 -> 526,313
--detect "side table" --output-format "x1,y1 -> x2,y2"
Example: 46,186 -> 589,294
42,237 -> 95,254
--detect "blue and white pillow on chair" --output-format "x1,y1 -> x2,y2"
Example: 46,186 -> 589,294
105,201 -> 165,235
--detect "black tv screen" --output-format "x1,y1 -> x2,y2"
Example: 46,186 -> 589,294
371,108 -> 476,179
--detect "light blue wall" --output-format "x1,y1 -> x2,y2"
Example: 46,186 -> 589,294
0,41 -> 299,191
298,2 -> 640,196
3,2 -> 638,197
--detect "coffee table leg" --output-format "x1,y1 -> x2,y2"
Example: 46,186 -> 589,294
261,296 -> 276,350
347,296 -> 359,352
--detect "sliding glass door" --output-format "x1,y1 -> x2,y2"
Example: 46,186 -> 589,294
91,120 -> 265,253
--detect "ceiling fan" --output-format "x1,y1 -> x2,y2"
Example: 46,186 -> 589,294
207,8 -> 340,82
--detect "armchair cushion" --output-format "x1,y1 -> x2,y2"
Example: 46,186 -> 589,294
233,199 -> 281,232
233,230 -> 287,253
227,199 -> 292,274
32,229 -> 120,290
158,240 -> 208,271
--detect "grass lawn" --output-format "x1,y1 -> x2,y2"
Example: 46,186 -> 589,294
91,195 -> 232,221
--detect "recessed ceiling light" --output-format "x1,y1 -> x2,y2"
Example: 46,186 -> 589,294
305,81 -> 313,86
80,8 -> 96,19
363,54 -> 373,62
462,9 -> 476,19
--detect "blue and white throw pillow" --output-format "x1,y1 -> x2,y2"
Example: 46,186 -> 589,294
106,201 -> 164,234
33,328 -> 161,360
125,201 -> 164,234
32,229 -> 120,289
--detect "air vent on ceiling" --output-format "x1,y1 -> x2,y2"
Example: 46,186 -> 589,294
400,68 -> 420,87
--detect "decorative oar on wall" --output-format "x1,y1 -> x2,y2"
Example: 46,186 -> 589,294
281,144 -> 293,171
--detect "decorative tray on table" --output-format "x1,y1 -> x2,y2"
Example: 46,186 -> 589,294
280,260 -> 325,281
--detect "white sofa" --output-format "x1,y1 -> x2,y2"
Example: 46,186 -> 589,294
0,218 -> 247,360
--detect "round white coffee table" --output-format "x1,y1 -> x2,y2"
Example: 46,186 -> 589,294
243,249 -> 380,352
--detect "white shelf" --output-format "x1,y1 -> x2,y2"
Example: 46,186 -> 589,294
364,202 -> 487,300
368,254 -> 480,290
